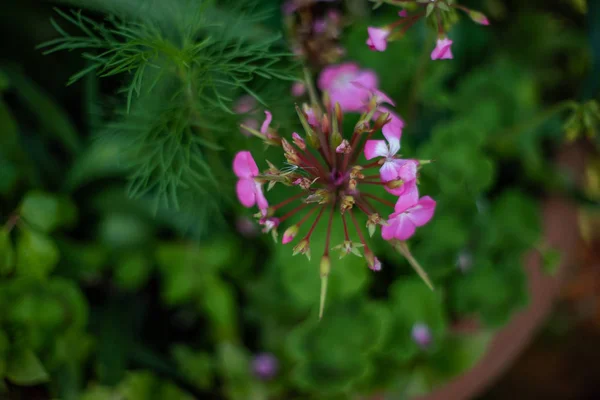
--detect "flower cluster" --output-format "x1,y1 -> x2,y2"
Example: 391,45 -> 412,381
235,73 -> 436,317
366,1 -> 490,60
284,0 -> 345,67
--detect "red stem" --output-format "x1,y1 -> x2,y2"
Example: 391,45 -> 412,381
279,203 -> 309,223
271,192 -> 307,211
323,203 -> 335,256
304,205 -> 327,240
362,193 -> 395,208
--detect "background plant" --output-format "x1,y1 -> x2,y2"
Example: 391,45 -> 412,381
0,0 -> 597,399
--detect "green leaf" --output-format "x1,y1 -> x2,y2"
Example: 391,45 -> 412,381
114,252 -> 152,290
171,346 -> 213,390
198,276 -> 239,343
6,349 -> 49,385
0,229 -> 14,276
16,227 -> 60,279
383,279 -> 448,363
3,67 -> 81,153
20,191 -> 77,233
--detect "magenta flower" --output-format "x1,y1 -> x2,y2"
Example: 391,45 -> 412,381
318,63 -> 378,112
431,38 -> 454,60
252,353 -> 279,380
291,82 -> 306,97
378,107 -> 404,138
366,27 -> 390,52
233,151 -> 269,216
411,323 -> 432,349
382,184 -> 436,241
234,95 -> 256,114
235,100 -> 436,317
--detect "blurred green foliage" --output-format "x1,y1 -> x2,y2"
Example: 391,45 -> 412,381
0,0 -> 595,399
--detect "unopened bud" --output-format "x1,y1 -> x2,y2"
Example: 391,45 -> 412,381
335,139 -> 351,154
373,112 -> 391,131
293,238 -> 311,260
468,10 -> 490,25
282,225 -> 299,244
295,104 -> 320,148
292,132 -> 306,150
281,138 -> 301,165
319,255 -> 331,319
321,114 -> 331,136
364,250 -> 382,271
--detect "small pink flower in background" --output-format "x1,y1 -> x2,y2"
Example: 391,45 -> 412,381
313,18 -> 328,34
366,27 -> 390,52
233,151 -> 268,215
431,37 -> 453,60
234,95 -> 256,114
352,82 -> 395,107
411,323 -> 432,348
252,353 -> 278,380
236,217 -> 258,238
318,63 -> 378,112
291,82 -> 306,97
382,184 -> 436,241
240,118 -> 258,137
398,10 -> 408,17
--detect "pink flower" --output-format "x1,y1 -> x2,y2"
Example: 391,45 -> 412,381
318,63 -> 378,112
351,82 -> 395,107
291,82 -> 306,97
398,10 -> 408,17
260,111 -> 273,135
382,184 -> 436,241
431,38 -> 453,60
366,27 -> 390,52
364,109 -> 415,195
378,107 -> 404,138
302,104 -> 319,127
234,95 -> 256,114
233,151 -> 268,215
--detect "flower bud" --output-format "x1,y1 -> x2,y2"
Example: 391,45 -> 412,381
335,139 -> 351,154
468,10 -> 490,26
319,255 -> 331,319
293,238 -> 311,260
365,250 -> 382,271
292,132 -> 306,150
282,225 -> 299,244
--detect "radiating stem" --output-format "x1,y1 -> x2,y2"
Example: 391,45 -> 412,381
363,193 -> 395,208
304,205 -> 327,240
271,192 -> 307,211
323,203 -> 336,256
279,203 -> 309,223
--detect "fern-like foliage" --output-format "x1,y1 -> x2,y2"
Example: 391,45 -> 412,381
38,0 -> 295,220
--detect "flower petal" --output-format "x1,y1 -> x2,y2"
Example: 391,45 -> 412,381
431,38 -> 454,60
394,182 -> 419,213
407,196 -> 436,227
318,63 -> 359,91
254,182 -> 269,214
233,151 -> 259,178
367,27 -> 390,52
382,212 -> 416,241
236,178 -> 256,207
364,140 -> 389,160
380,160 -> 399,182
260,111 -> 273,134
